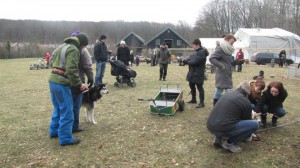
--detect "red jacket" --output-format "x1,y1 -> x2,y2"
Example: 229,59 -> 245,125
236,51 -> 244,60
44,53 -> 50,61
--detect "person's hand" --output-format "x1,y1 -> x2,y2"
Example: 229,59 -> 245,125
80,84 -> 88,92
87,78 -> 94,88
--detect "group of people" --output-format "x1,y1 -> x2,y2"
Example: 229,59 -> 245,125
48,31 -> 289,150
182,34 -> 288,153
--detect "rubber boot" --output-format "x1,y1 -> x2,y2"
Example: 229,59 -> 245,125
213,99 -> 218,106
261,115 -> 267,128
187,91 -> 197,104
272,115 -> 278,127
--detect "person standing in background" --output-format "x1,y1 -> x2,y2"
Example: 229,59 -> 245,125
94,35 -> 108,84
117,41 -> 130,66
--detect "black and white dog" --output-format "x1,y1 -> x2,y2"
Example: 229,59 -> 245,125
82,83 -> 108,124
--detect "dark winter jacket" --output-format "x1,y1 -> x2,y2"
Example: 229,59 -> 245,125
256,88 -> 288,113
186,48 -> 207,84
156,48 -> 171,65
209,45 -> 233,89
207,88 -> 252,133
117,46 -> 130,66
94,41 -> 108,62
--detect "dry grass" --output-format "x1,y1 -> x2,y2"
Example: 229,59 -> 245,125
0,58 -> 300,168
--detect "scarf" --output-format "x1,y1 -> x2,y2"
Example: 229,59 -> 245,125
220,39 -> 235,55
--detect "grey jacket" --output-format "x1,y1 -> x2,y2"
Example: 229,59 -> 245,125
209,45 -> 233,89
79,48 -> 93,83
156,48 -> 171,65
207,88 -> 252,133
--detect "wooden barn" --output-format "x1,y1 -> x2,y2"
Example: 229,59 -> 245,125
145,28 -> 191,49
116,32 -> 146,55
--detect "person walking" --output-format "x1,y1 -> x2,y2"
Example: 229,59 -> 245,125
184,39 -> 208,108
209,34 -> 236,105
117,41 -> 130,66
156,43 -> 171,81
94,35 -> 108,84
236,49 -> 244,72
207,81 -> 259,153
49,33 -> 89,146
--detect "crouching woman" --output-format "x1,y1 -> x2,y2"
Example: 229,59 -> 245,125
206,81 -> 259,153
248,77 -> 265,110
257,81 -> 288,127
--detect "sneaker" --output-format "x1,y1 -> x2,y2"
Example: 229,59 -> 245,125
213,136 -> 222,148
61,138 -> 81,146
72,126 -> 84,133
222,141 -> 242,153
196,103 -> 205,108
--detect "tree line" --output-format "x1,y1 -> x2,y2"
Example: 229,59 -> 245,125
0,0 -> 299,58
195,0 -> 300,37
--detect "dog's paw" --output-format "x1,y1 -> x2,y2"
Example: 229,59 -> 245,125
92,121 -> 97,125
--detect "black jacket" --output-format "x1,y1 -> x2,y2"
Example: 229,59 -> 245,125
256,88 -> 288,112
94,41 -> 108,62
117,46 -> 130,66
207,88 -> 252,133
186,48 -> 207,84
156,48 -> 170,65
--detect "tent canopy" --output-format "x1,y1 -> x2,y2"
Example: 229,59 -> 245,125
234,28 -> 300,62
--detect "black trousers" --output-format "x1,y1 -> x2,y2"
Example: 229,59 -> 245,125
159,64 -> 168,79
189,81 -> 204,103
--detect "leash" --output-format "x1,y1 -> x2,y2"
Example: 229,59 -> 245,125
257,119 -> 300,132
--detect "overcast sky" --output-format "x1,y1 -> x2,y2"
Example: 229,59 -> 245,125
0,0 -> 212,26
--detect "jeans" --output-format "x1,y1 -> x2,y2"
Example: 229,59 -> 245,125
214,87 -> 232,99
262,105 -> 286,117
49,82 -> 75,145
214,120 -> 259,144
237,64 -> 242,72
189,81 -> 204,103
72,92 -> 83,130
95,61 -> 107,84
159,64 -> 168,79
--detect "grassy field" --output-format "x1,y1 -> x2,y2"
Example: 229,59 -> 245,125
0,58 -> 300,168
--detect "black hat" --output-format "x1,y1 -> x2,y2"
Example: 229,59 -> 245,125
76,33 -> 89,46
100,35 -> 107,40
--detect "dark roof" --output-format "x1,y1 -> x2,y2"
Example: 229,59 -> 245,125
115,32 -> 146,46
145,27 -> 191,46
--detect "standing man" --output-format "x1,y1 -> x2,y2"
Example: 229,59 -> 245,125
94,35 -> 108,84
117,41 -> 130,66
156,43 -> 171,81
49,33 -> 89,146
184,39 -> 208,108
69,31 -> 94,133
207,81 -> 259,153
236,49 -> 244,72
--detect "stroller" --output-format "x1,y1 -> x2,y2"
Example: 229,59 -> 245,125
109,60 -> 137,88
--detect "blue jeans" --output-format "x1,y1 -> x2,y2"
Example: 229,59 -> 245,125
72,92 -> 83,130
49,82 -> 75,145
262,105 -> 286,117
214,87 -> 232,99
214,120 -> 259,144
95,61 -> 107,84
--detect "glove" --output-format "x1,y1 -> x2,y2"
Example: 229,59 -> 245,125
87,78 -> 94,88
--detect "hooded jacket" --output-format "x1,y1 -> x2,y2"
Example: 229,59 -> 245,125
156,47 -> 171,65
207,88 -> 252,133
49,37 -> 82,87
186,48 -> 207,84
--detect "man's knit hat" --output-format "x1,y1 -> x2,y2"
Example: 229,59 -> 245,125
237,81 -> 251,95
100,35 -> 107,40
76,33 -> 89,46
